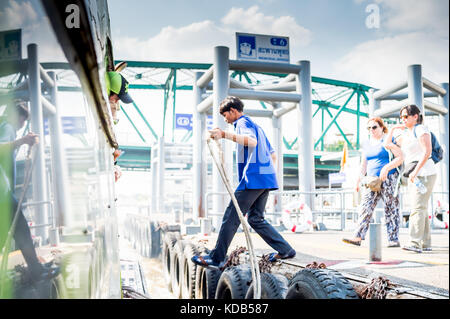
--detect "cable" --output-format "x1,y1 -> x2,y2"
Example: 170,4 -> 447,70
206,138 -> 261,299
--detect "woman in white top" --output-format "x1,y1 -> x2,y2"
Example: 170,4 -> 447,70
385,104 -> 437,253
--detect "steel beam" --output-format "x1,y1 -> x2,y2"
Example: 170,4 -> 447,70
297,61 -> 315,209
423,77 -> 447,96
212,46 -> 232,218
407,64 -> 424,113
373,81 -> 408,100
229,60 -> 301,74
438,83 -> 449,208
27,43 -> 49,243
192,72 -> 207,221
228,88 -> 301,103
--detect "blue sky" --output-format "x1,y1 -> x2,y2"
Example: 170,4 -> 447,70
1,0 -> 449,146
107,0 -> 449,87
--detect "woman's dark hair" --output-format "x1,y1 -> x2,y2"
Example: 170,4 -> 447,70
219,96 -> 244,114
400,104 -> 423,124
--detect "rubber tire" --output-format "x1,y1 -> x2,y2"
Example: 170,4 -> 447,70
170,240 -> 185,298
215,265 -> 252,299
181,242 -> 199,299
161,232 -> 178,292
245,273 -> 289,299
194,266 -> 222,299
286,268 -> 359,299
150,221 -> 162,258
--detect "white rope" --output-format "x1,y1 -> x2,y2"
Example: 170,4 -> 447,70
206,138 -> 261,299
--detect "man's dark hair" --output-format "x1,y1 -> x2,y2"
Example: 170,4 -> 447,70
4,100 -> 29,120
219,96 -> 244,115
16,101 -> 29,120
400,104 -> 423,124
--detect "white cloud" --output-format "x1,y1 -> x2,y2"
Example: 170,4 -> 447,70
221,6 -> 312,46
334,32 -> 449,88
0,0 -> 38,29
114,20 -> 232,62
0,0 -> 65,62
113,6 -> 311,62
376,0 -> 449,35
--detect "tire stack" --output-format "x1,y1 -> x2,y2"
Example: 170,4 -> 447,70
158,229 -> 359,299
124,216 -> 162,259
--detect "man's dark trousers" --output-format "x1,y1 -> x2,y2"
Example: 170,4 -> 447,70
209,188 -> 293,264
0,196 -> 42,274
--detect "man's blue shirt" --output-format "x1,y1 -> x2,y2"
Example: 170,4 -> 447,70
233,115 -> 278,191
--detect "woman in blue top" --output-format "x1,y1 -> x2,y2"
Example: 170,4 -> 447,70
343,117 -> 403,247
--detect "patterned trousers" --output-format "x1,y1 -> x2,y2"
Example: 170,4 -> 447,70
354,172 -> 401,242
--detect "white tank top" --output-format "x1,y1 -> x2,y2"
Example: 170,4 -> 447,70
400,124 -> 436,176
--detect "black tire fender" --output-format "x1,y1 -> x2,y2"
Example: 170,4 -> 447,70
161,232 -> 178,292
170,240 -> 185,298
245,273 -> 289,299
215,265 -> 252,299
181,242 -> 198,299
150,221 -> 162,258
286,268 -> 359,299
194,266 -> 222,299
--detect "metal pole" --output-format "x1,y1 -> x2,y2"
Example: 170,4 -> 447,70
297,61 -> 315,210
150,145 -> 157,214
212,46 -> 231,219
27,44 -> 49,243
438,83 -> 449,209
369,222 -> 382,262
47,71 -> 71,234
368,88 -> 380,118
407,64 -> 424,114
157,137 -> 165,213
272,103 -> 283,217
193,72 -> 207,222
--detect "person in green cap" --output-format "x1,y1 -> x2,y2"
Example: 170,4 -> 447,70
106,71 -> 134,124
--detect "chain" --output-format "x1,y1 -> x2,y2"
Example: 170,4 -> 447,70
222,246 -> 247,269
305,261 -> 327,269
258,254 -> 275,273
355,276 -> 396,299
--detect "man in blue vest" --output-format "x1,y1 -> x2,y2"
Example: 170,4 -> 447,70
192,96 -> 296,268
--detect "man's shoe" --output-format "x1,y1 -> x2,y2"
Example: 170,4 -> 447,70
387,241 -> 401,248
402,245 -> 422,253
31,265 -> 61,283
191,255 -> 220,270
268,249 -> 296,262
342,238 -> 361,246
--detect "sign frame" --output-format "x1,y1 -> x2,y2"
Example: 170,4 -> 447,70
0,29 -> 22,62
236,32 -> 290,64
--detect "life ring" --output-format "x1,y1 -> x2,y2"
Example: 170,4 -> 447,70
281,201 -> 314,233
430,200 -> 449,229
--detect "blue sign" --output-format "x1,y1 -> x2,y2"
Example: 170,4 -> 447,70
329,172 -> 346,185
175,114 -> 193,130
44,117 -> 87,135
236,32 -> 290,63
175,114 -> 213,131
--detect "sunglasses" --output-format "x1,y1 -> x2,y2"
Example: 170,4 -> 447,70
367,125 -> 379,131
400,114 -> 410,119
